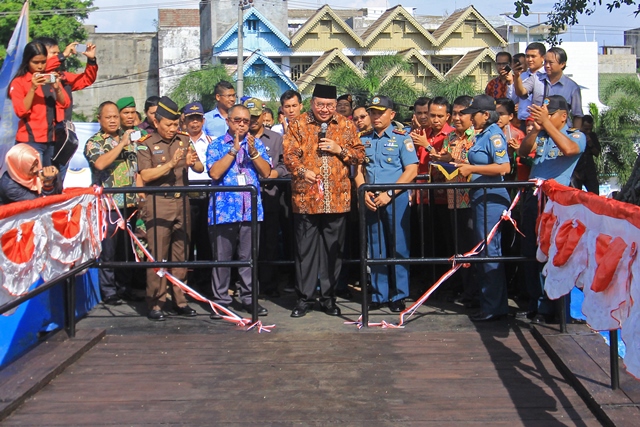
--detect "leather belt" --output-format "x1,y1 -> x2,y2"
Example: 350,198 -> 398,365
162,192 -> 182,199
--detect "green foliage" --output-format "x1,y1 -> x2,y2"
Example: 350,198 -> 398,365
169,64 -> 233,112
0,1 -> 94,70
425,76 -> 481,101
514,1 -> 639,44
326,55 -> 418,121
595,76 -> 640,185
169,64 -> 283,111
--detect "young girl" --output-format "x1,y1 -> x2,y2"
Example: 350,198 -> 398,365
9,41 -> 70,168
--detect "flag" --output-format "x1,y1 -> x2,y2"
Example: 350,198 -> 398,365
0,1 -> 29,172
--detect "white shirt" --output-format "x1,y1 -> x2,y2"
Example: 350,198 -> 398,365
188,132 -> 212,182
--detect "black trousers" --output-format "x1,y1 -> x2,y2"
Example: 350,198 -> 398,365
293,213 -> 347,302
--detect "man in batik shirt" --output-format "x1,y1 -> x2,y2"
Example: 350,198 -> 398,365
283,84 -> 365,318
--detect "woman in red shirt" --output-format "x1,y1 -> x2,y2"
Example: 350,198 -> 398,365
8,41 -> 70,168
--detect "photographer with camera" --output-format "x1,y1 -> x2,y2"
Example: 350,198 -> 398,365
84,101 -> 147,305
9,41 -> 70,174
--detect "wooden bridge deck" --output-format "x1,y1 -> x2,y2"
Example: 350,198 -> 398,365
1,296 -> 602,426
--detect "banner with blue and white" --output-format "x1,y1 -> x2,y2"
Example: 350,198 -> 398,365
0,2 -> 29,172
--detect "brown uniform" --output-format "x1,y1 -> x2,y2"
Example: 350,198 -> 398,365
137,131 -> 192,310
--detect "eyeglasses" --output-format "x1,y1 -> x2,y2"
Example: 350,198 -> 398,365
353,115 -> 368,120
230,117 -> 250,125
314,103 -> 336,111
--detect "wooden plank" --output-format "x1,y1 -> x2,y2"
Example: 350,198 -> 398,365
0,329 -> 105,422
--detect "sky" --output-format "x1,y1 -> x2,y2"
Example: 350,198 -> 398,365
84,0 -> 640,46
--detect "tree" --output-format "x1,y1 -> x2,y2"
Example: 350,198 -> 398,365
595,76 -> 640,193
514,1 -> 639,44
426,76 -> 482,101
326,55 -> 418,120
169,64 -> 281,112
0,1 -> 94,70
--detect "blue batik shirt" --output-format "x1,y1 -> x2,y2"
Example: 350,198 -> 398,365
206,133 -> 270,225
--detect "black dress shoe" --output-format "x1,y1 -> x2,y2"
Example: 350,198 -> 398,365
243,303 -> 268,316
291,301 -> 311,318
515,310 -> 537,320
103,295 -> 122,306
147,310 -> 166,321
368,302 -> 386,311
470,312 -> 505,322
389,300 -> 406,313
532,314 -> 557,324
210,305 -> 228,320
175,305 -> 197,317
320,301 -> 341,316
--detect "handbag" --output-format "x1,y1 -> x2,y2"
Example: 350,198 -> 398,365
52,120 -> 79,167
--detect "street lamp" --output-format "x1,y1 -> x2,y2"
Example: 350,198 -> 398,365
501,13 -> 533,44
237,0 -> 254,99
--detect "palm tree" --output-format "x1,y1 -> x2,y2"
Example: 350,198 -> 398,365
169,64 -> 280,111
326,55 -> 418,120
596,76 -> 640,199
170,64 -> 233,112
426,76 -> 481,100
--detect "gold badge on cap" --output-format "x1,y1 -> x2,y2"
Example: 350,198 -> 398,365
372,97 -> 380,104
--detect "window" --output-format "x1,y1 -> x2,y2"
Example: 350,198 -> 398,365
432,62 -> 452,74
291,61 -> 312,81
247,20 -> 259,32
318,20 -> 331,33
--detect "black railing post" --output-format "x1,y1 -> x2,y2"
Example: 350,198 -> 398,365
559,295 -> 567,333
610,329 -> 620,390
359,185 -> 369,327
250,186 -> 259,324
64,276 -> 76,338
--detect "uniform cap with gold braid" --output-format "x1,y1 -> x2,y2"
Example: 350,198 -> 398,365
155,96 -> 181,121
182,102 -> 204,117
366,95 -> 394,111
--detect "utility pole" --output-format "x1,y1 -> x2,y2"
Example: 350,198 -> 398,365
237,0 -> 253,99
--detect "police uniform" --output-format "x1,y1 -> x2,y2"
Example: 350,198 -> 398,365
522,99 -> 586,318
137,96 -> 199,319
360,105 -> 418,306
462,95 -> 511,319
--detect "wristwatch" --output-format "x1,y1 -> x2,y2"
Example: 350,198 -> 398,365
387,190 -> 394,198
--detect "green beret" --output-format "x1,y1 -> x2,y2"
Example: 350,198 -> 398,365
116,96 -> 136,111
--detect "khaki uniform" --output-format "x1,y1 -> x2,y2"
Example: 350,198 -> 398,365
137,131 -> 192,310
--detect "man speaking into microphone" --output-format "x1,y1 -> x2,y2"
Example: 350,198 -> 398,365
283,84 -> 365,318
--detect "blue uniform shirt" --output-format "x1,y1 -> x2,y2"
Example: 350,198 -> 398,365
360,125 -> 418,184
529,124 -> 586,186
206,133 -> 270,225
203,107 -> 228,139
467,123 -> 510,202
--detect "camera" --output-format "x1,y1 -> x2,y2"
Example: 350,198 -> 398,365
75,44 -> 87,53
37,73 -> 56,83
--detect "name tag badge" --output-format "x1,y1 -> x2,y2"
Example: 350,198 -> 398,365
237,173 -> 247,186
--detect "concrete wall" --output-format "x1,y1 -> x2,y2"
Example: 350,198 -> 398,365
158,27 -> 201,96
72,33 -> 158,120
598,54 -> 636,74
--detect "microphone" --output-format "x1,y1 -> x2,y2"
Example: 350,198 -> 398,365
319,122 -> 328,140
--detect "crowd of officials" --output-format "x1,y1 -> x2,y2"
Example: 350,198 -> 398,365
1,40 -> 599,324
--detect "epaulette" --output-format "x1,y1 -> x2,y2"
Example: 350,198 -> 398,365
358,129 -> 373,138
568,128 -> 578,132
178,131 -> 189,136
138,133 -> 151,142
393,128 -> 407,135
